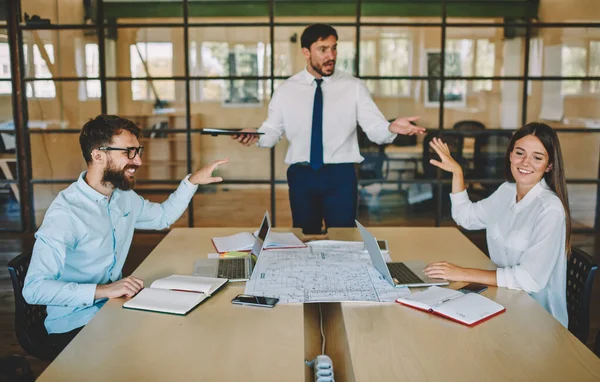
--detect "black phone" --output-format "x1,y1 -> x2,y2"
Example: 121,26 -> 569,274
458,283 -> 488,294
231,294 -> 279,308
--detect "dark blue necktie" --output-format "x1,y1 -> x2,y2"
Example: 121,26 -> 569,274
310,79 -> 324,171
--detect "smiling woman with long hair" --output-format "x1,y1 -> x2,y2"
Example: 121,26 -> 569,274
423,122 -> 570,327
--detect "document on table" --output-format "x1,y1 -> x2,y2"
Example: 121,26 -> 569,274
306,240 -> 392,262
244,247 -> 410,303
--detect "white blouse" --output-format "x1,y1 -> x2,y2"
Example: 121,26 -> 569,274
450,179 -> 568,327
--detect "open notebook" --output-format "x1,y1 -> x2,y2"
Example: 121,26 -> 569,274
212,231 -> 306,253
396,286 -> 505,327
123,275 -> 227,315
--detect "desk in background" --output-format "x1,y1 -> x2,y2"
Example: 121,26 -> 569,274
35,227 -> 600,381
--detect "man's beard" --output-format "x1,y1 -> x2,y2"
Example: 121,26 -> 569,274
310,58 -> 336,77
102,162 -> 138,191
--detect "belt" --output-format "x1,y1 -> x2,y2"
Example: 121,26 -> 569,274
293,162 -> 354,168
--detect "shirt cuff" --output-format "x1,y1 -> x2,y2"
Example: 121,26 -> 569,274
78,283 -> 97,308
449,189 -> 469,204
383,132 -> 398,144
182,174 -> 199,190
496,268 -> 507,288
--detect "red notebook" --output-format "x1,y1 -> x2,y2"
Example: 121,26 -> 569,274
396,286 -> 505,327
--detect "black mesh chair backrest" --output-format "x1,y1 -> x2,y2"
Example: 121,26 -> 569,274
566,247 -> 598,344
452,120 -> 486,131
7,253 -> 59,361
422,131 -> 464,179
472,132 -> 513,179
358,128 -> 389,183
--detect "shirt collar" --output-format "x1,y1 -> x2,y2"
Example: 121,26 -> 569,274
302,67 -> 336,85
76,171 -> 119,204
513,178 -> 549,213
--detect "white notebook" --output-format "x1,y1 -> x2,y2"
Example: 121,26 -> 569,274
123,275 -> 227,315
396,286 -> 505,327
211,231 -> 306,253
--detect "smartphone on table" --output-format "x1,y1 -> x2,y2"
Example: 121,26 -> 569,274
458,283 -> 488,294
231,294 -> 279,308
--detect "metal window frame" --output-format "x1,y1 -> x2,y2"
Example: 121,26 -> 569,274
3,0 -> 600,234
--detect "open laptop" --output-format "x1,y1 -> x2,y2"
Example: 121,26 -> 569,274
356,220 -> 449,288
193,211 -> 271,282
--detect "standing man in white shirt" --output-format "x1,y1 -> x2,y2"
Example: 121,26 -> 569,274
233,23 -> 424,234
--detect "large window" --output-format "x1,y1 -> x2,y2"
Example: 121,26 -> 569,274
561,40 -> 600,95
591,41 -> 600,93
446,38 -> 495,94
130,42 -> 175,101
84,43 -> 100,99
24,43 -> 56,98
379,33 -> 412,96
0,42 -> 10,94
196,41 -> 282,104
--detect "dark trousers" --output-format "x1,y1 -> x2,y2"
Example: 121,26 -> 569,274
287,163 -> 357,234
48,326 -> 83,354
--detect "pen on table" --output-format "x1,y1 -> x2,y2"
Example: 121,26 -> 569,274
436,294 -> 462,305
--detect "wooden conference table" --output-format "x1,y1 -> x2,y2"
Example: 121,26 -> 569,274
36,228 -> 600,381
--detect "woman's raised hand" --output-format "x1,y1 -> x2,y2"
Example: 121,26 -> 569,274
428,137 -> 462,174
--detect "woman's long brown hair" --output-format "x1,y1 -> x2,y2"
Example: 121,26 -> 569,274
504,122 -> 572,257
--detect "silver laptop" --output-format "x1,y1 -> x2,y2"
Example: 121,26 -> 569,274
193,211 -> 271,282
356,220 -> 449,288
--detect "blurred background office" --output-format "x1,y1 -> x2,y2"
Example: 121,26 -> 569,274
0,0 -> 599,372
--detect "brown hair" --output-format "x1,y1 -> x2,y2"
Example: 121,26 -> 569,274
504,122 -> 571,256
79,115 -> 140,163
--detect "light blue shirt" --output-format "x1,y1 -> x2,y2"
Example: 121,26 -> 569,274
23,171 -> 198,334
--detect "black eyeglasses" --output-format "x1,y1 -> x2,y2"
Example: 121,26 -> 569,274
97,146 -> 144,159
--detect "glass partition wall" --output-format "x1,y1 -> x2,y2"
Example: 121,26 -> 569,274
3,0 -> 600,235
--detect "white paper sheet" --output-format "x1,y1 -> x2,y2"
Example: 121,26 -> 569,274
244,247 -> 409,303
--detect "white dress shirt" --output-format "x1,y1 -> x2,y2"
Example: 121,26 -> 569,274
257,69 -> 397,164
450,179 -> 568,327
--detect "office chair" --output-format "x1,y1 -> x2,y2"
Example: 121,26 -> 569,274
452,120 -> 486,131
421,131 -> 465,180
451,120 -> 485,173
7,253 -> 59,361
472,132 -> 512,178
357,129 -> 392,211
467,131 -> 513,198
566,247 -> 598,344
0,355 -> 35,382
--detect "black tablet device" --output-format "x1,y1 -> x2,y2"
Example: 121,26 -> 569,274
201,128 -> 264,136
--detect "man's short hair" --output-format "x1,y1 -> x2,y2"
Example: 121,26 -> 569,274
301,24 -> 338,50
79,115 -> 140,163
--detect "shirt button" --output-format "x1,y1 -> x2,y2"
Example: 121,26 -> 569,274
83,303 -> 88,307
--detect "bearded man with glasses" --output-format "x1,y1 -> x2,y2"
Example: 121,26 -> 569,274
22,115 -> 228,353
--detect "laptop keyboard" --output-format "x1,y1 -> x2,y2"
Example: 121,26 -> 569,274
387,262 -> 423,284
217,258 -> 247,279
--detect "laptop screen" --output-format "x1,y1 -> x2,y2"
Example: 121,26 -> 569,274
355,220 -> 396,286
251,211 -> 271,257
